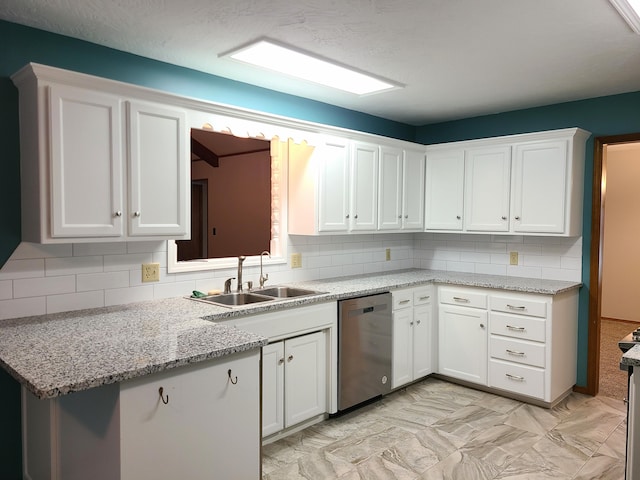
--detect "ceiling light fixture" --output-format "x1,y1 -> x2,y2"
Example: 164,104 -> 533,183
220,39 -> 403,96
609,0 -> 640,34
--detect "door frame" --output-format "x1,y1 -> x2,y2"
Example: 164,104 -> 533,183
586,132 -> 640,395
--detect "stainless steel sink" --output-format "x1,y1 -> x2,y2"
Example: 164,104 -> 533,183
198,292 -> 275,307
253,286 -> 320,298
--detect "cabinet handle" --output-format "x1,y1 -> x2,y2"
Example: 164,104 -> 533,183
506,304 -> 526,311
354,214 -> 358,219
505,373 -> 525,381
410,321 -> 414,326
158,387 -> 169,404
416,320 -> 421,325
134,211 -> 141,217
278,358 -> 284,365
506,349 -> 525,356
480,323 -> 485,329
506,325 -> 526,331
399,299 -> 411,304
501,216 -> 507,220
346,214 -> 350,219
456,215 -> 461,220
419,296 -> 430,301
404,215 -> 408,219
398,215 -> 402,219
287,355 -> 294,362
227,369 -> 238,384
515,216 -> 521,220
453,296 -> 470,303
114,211 -> 122,217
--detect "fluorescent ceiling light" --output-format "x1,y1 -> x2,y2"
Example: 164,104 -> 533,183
221,39 -> 402,96
609,0 -> 640,34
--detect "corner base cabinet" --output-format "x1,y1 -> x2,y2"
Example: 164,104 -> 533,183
22,349 -> 261,480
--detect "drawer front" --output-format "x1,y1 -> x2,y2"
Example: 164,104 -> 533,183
490,335 -> 545,368
489,359 -> 545,400
393,290 -> 413,310
490,312 -> 546,342
413,287 -> 432,306
490,295 -> 547,318
439,288 -> 487,309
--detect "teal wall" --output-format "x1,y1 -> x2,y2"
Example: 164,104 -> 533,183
417,92 -> 640,392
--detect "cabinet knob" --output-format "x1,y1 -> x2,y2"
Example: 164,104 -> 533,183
416,319 -> 421,325
404,215 -> 408,219
346,214 -> 350,219
398,215 -> 402,219
515,216 -> 521,220
134,211 -> 141,217
456,215 -> 461,220
410,321 -> 414,326
354,214 -> 358,219
480,323 -> 485,329
114,211 -> 122,217
501,216 -> 507,220
278,358 -> 284,365
287,355 -> 294,362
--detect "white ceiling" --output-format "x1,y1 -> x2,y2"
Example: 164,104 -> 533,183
2,0 -> 640,125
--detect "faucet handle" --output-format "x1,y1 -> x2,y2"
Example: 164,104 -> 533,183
246,280 -> 253,291
224,277 -> 235,294
259,272 -> 269,288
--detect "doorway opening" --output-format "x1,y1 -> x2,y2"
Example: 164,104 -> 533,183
588,133 -> 640,398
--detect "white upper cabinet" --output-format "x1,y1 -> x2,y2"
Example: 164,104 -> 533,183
425,128 -> 589,236
425,149 -> 465,231
350,141 -> 379,231
378,146 -> 426,231
464,145 -> 512,232
318,138 -> 351,232
12,64 -> 190,243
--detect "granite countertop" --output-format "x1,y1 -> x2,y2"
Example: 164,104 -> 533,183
0,268 -> 581,400
622,344 -> 640,368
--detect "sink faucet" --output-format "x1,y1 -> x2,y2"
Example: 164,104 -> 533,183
259,251 -> 271,288
237,256 -> 246,292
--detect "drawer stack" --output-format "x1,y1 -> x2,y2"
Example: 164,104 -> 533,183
488,295 -> 548,400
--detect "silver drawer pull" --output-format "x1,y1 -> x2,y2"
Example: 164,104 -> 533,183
506,349 -> 525,356
419,296 -> 430,301
505,373 -> 525,381
506,325 -> 526,331
453,297 -> 470,303
399,299 -> 411,304
507,304 -> 526,310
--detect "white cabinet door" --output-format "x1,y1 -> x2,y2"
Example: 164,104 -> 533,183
49,84 -> 124,238
350,141 -> 379,231
464,146 -> 511,232
120,351 -> 260,480
402,149 -> 426,230
392,308 -> 413,388
262,342 -> 285,437
412,305 -> 433,379
318,138 -> 350,232
284,331 -> 327,427
378,145 -> 403,230
425,149 -> 464,230
438,304 -> 488,385
128,100 -> 189,237
512,140 -> 568,233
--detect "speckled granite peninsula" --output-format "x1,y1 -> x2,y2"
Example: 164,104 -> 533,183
622,344 -> 640,368
0,269 -> 581,400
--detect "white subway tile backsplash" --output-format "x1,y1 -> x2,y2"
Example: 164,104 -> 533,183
77,271 -> 130,292
73,242 -> 127,256
561,256 -> 582,270
13,275 -> 76,298
104,285 -> 154,306
475,263 -> 508,276
507,265 -> 542,278
0,259 -> 45,280
541,267 -> 581,282
522,255 -> 561,268
153,281 -> 197,300
0,280 -> 12,300
47,291 -> 104,314
45,256 -> 103,276
0,297 -> 46,320
10,243 -> 72,260
127,241 -> 167,254
104,253 -> 153,272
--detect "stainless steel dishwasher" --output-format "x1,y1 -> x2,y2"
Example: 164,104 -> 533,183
338,292 -> 393,411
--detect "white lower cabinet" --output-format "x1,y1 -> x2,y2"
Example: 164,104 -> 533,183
392,286 -> 434,388
262,331 -> 327,437
438,288 -> 488,385
22,350 -> 261,480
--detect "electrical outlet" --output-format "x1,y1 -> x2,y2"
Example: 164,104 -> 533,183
509,252 -> 519,266
385,248 -> 391,261
291,253 -> 302,269
142,263 -> 160,282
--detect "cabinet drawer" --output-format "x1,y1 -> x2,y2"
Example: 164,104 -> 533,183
490,335 -> 545,368
489,359 -> 544,400
413,288 -> 432,306
393,290 -> 413,310
490,295 -> 547,318
439,288 -> 487,309
490,312 -> 546,342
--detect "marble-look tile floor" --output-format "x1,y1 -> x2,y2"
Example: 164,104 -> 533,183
262,378 -> 627,479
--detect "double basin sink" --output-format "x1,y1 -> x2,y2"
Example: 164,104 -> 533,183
194,286 -> 323,308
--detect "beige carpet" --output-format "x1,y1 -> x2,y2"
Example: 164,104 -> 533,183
599,318 -> 639,400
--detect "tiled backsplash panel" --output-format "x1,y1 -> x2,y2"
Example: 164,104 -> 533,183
0,233 -> 582,320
